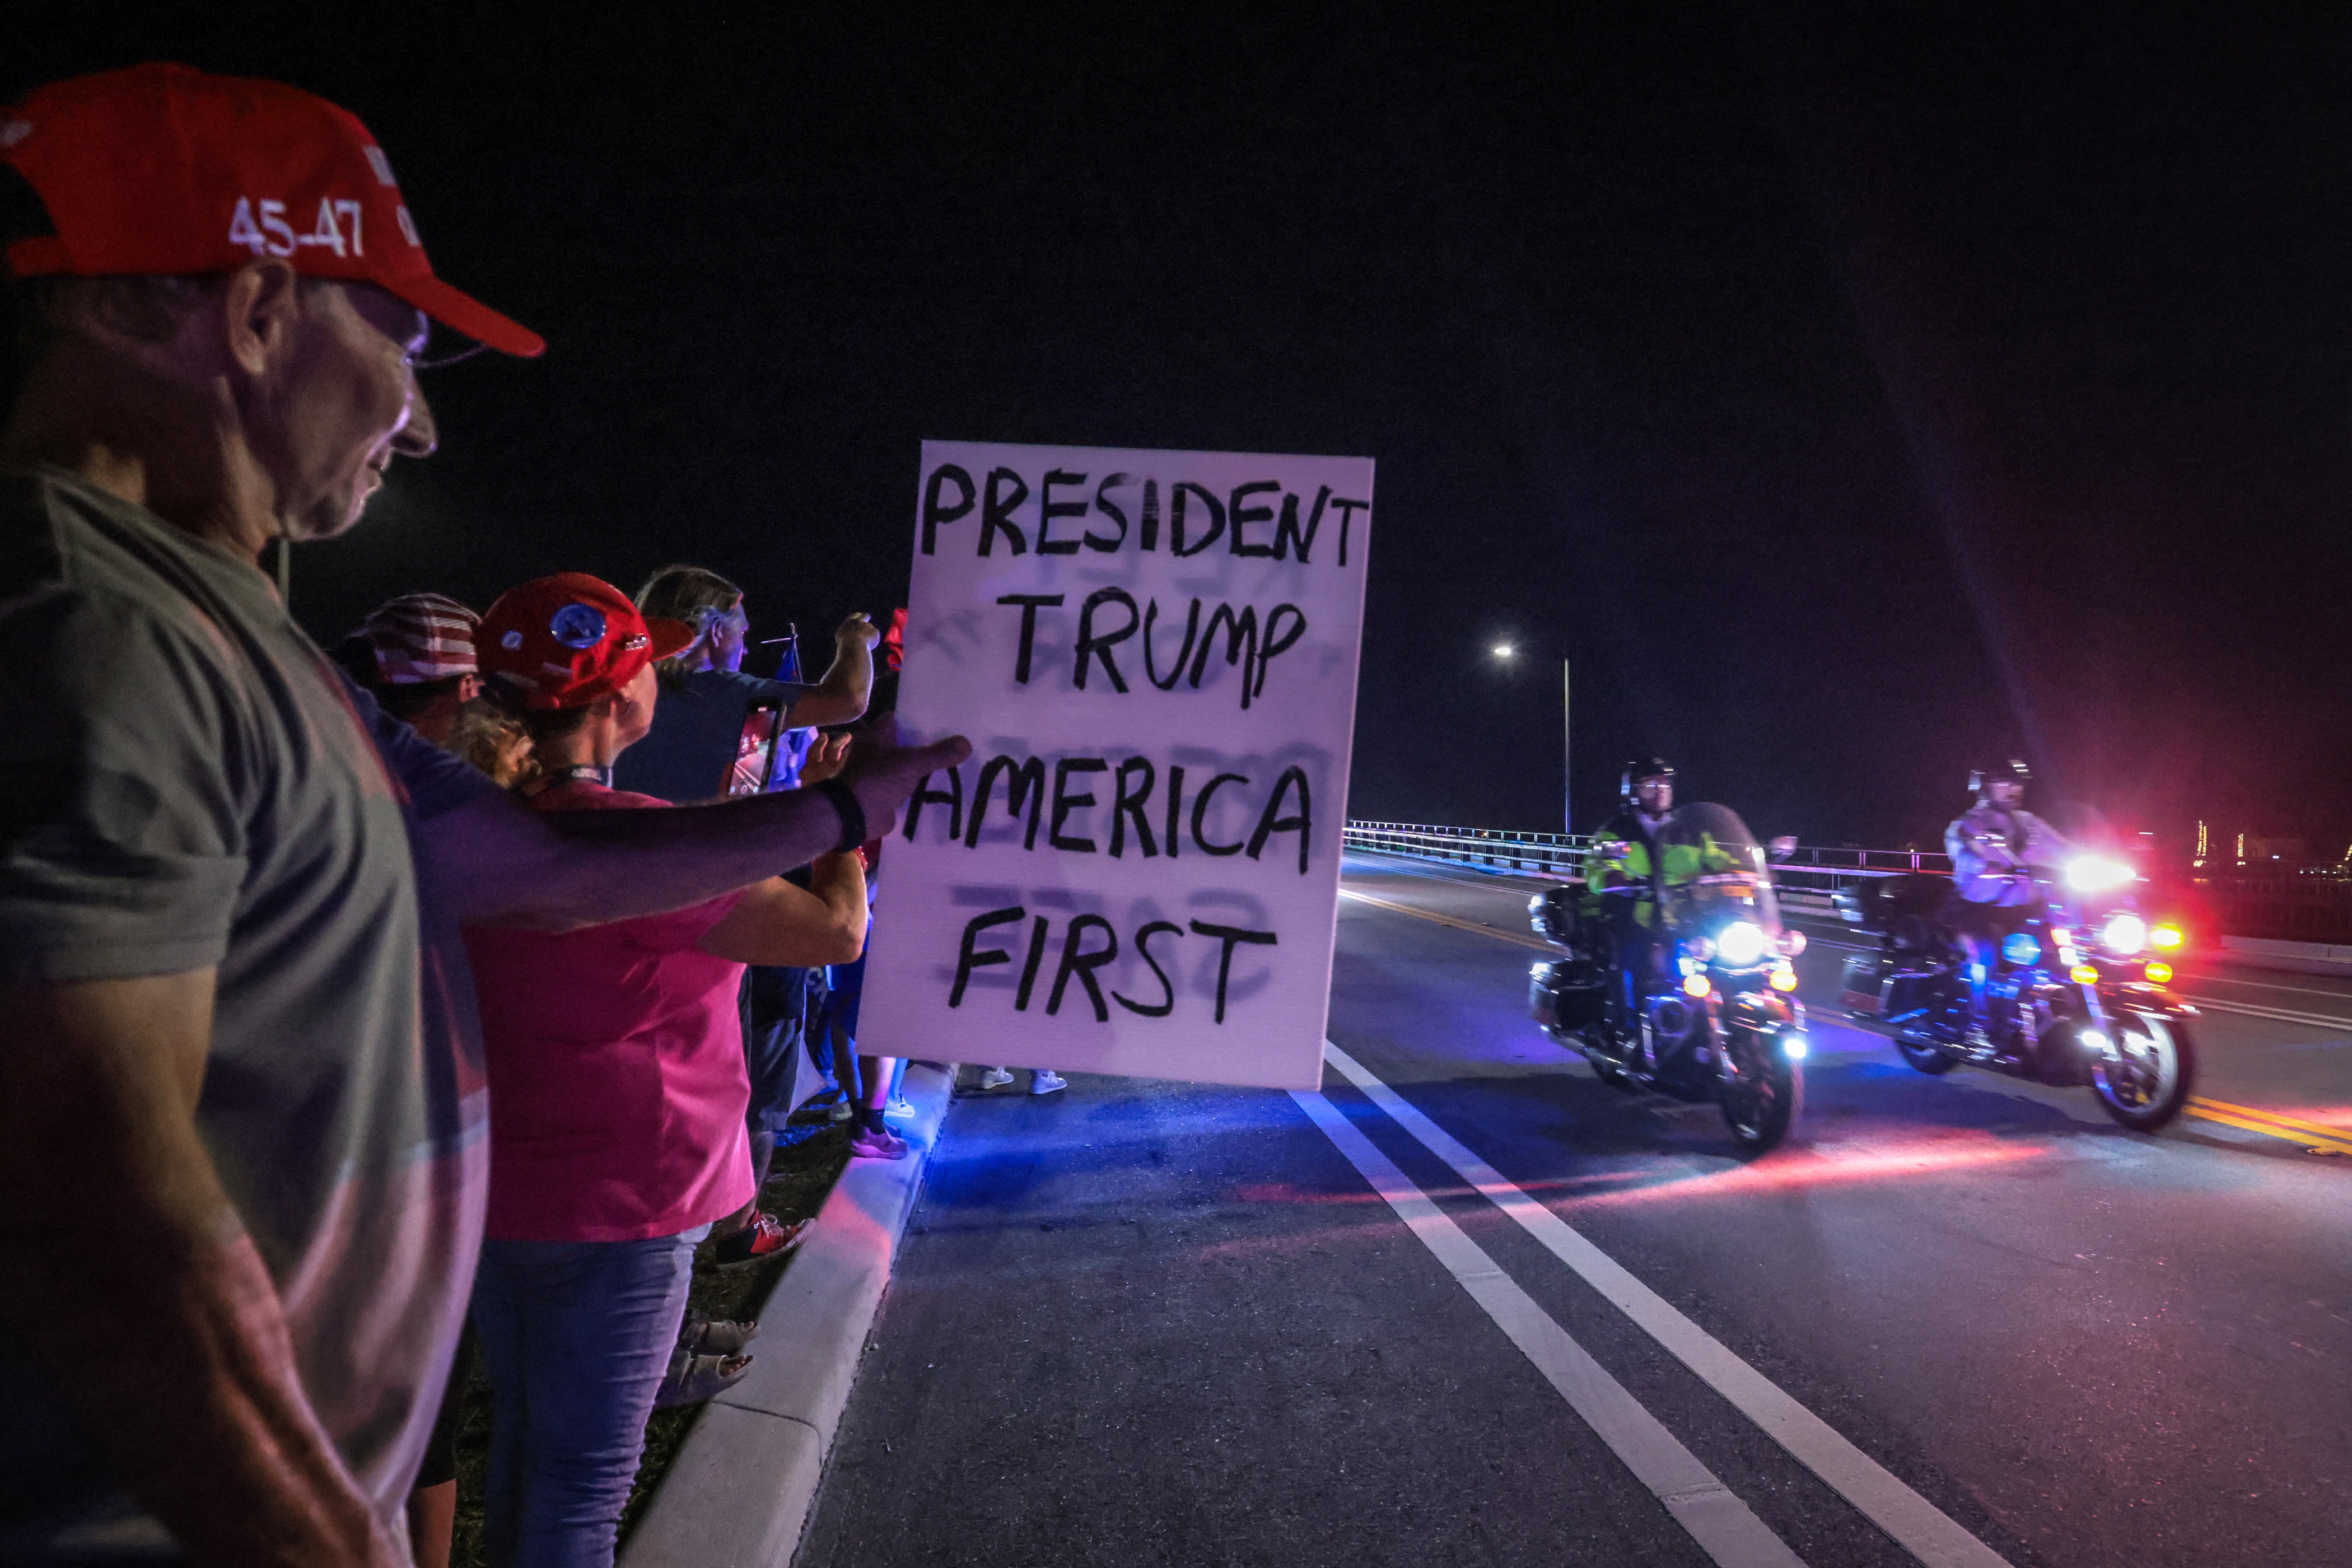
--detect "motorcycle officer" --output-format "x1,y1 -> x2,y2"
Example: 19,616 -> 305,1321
1584,758 -> 1679,1030
1943,759 -> 2071,1047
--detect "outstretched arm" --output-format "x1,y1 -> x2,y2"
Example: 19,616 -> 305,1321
0,973 -> 402,1568
697,851 -> 869,965
427,725 -> 967,931
783,613 -> 880,730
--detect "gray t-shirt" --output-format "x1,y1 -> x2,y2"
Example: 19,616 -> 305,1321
0,468 -> 499,1556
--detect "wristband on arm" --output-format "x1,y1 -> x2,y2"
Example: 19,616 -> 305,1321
811,777 -> 867,855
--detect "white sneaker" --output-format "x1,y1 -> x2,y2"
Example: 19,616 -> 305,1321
883,1097 -> 916,1121
977,1067 -> 1015,1091
1029,1070 -> 1068,1096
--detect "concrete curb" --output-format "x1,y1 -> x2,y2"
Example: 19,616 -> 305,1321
621,1061 -> 955,1568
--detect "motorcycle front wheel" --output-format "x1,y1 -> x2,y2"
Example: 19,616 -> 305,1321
2092,1013 -> 2195,1131
1719,1025 -> 1801,1155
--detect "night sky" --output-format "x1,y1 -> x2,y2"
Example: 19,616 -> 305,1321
16,6 -> 2351,856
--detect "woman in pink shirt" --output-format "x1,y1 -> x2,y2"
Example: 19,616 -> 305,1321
464,575 -> 869,1568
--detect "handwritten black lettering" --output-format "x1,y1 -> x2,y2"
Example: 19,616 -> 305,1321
996,594 -> 1063,684
1191,772 -> 1249,856
1247,766 -> 1312,873
903,766 -> 964,842
1164,764 -> 1185,861
1254,604 -> 1308,699
1329,496 -> 1369,567
1140,478 -> 1161,551
967,755 -> 1047,850
949,906 -> 1024,1006
1142,597 -> 1201,692
1014,914 -> 1051,1010
1188,920 -> 1278,1023
922,464 -> 977,556
1046,914 -> 1119,1020
1170,481 -> 1226,557
1038,469 -> 1088,555
1189,604 -> 1259,707
1073,588 -> 1138,692
1112,921 -> 1184,1017
1273,485 -> 1329,562
1049,758 -> 1108,852
1089,473 -> 1131,550
1110,757 -> 1158,858
982,467 -> 1030,556
1229,481 -> 1280,557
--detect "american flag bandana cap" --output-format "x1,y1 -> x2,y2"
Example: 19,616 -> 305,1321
361,592 -> 479,684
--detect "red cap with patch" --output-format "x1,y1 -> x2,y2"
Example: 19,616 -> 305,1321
0,62 -> 543,357
479,573 -> 696,711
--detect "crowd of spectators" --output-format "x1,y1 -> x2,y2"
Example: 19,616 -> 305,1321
0,63 -> 1000,1568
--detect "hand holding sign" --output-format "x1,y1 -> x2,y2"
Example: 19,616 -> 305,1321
862,440 -> 1372,1090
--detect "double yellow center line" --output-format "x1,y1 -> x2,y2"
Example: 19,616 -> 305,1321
2186,1098 -> 2352,1158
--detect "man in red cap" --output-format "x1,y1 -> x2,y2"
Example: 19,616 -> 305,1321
0,66 -> 964,1567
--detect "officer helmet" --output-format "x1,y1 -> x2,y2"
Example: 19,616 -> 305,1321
1967,758 -> 2032,796
1620,757 -> 1675,801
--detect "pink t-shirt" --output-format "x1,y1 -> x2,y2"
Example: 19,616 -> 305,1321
464,778 -> 755,1242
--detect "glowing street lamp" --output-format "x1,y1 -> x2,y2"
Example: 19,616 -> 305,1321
1491,643 -> 1516,659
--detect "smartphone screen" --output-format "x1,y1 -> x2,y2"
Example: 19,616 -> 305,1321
726,703 -> 783,798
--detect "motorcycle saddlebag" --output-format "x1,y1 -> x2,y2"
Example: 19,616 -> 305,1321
1838,953 -> 1889,1014
1532,958 -> 1607,1032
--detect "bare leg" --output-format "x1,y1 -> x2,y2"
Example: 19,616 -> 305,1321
406,1480 -> 455,1568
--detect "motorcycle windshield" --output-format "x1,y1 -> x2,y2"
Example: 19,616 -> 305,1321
1655,802 -> 1782,937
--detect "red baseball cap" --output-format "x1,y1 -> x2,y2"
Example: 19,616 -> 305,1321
0,62 -> 543,357
479,573 -> 696,710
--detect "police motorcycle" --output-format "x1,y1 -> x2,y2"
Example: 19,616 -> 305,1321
1833,815 -> 2196,1132
1527,804 -> 1807,1154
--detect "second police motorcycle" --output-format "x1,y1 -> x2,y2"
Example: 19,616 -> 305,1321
1832,766 -> 2198,1131
1526,762 -> 1808,1155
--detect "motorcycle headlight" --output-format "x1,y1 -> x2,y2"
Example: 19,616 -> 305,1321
2101,913 -> 2148,955
1715,921 -> 1768,967
2063,855 -> 2136,893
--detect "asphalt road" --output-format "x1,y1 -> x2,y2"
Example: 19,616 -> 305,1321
796,853 -> 2352,1567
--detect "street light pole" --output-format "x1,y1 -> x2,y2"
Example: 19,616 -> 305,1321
1561,656 -> 1572,838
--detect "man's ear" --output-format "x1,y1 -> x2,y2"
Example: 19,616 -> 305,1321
220,260 -> 304,376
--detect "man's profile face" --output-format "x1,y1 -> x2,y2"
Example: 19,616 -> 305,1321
1635,775 -> 1673,814
264,281 -> 436,542
710,603 -> 750,673
1987,779 -> 2024,808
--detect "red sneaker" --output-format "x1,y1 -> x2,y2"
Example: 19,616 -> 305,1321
713,1211 -> 811,1268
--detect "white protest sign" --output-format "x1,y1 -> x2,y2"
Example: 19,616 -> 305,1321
860,440 -> 1373,1091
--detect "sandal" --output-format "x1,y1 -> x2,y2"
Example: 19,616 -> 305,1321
652,1348 -> 753,1408
679,1310 -> 759,1356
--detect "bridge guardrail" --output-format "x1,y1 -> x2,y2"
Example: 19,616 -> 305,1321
1342,820 -> 1948,912
1344,820 -> 2352,942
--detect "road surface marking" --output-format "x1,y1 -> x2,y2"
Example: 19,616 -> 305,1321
1324,1042 -> 2014,1568
2178,970 -> 2352,1002
2181,996 -> 2352,1033
1289,1087 -> 1809,1568
1338,887 -> 1558,953
2186,1098 -> 2352,1156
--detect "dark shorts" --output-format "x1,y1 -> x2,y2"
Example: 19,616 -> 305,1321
741,965 -> 819,1130
1947,897 -> 2033,944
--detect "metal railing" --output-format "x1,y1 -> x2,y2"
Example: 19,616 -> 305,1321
1341,820 -> 2352,942
1341,818 -> 1950,913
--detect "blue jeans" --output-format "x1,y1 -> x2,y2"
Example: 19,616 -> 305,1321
470,1226 -> 708,1568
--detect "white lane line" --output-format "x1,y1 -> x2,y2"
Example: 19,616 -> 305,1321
1323,1042 -> 2013,1568
2180,997 -> 2352,1033
1289,1088 -> 1808,1568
